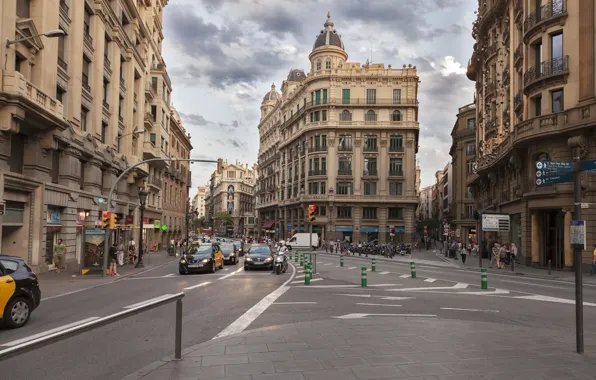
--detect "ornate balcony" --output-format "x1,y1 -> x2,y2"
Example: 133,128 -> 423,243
514,43 -> 523,69
485,81 -> 497,99
485,43 -> 498,60
145,82 -> 156,100
337,169 -> 352,176
524,0 -> 568,43
308,169 -> 327,176
514,91 -> 524,113
486,117 -> 498,134
523,56 -> 569,95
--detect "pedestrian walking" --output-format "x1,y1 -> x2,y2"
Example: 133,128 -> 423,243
53,238 -> 67,274
117,240 -> 125,267
459,242 -> 467,264
329,240 -> 334,254
109,243 -> 119,276
490,243 -> 500,268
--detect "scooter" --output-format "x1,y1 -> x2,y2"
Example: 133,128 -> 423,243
274,251 -> 288,275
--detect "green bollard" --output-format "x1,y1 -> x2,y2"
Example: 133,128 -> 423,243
294,251 -> 298,263
361,266 -> 367,287
308,262 -> 313,279
305,263 -> 311,285
372,257 -> 376,272
300,253 -> 304,267
340,255 -> 344,267
481,268 -> 488,290
410,261 -> 416,279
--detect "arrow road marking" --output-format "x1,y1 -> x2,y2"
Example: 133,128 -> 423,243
441,307 -> 499,313
333,313 -> 436,319
294,274 -> 305,279
387,283 -> 469,292
424,278 -> 436,283
356,303 -> 402,307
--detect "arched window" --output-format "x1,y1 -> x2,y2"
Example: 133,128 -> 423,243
325,59 -> 332,69
392,110 -> 402,122
316,60 -> 322,71
340,109 -> 352,121
365,110 -> 377,121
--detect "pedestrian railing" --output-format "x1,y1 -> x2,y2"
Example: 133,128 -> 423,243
0,292 -> 185,362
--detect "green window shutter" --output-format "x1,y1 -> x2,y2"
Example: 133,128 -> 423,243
342,89 -> 350,104
315,90 -> 321,105
322,89 -> 327,104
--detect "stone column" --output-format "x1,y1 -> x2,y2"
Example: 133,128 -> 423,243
564,210 -> 573,268
579,0 -> 595,102
327,134 -> 337,192
353,206 -> 362,244
59,148 -> 82,189
83,159 -> 103,194
378,207 -> 388,244
23,136 -> 51,182
531,212 -> 540,266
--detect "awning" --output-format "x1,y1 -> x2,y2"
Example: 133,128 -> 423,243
262,221 -> 274,229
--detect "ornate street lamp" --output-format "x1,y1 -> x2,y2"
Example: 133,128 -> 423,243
135,187 -> 149,268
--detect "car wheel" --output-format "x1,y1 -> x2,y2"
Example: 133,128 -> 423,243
244,266 -> 249,271
179,270 -> 185,275
211,261 -> 216,273
3,297 -> 31,329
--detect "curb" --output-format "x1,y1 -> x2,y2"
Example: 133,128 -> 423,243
315,251 -> 452,270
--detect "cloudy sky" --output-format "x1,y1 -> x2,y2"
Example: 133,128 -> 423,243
161,0 -> 478,199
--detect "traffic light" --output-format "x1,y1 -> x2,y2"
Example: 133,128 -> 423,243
102,212 -> 111,229
109,213 -> 117,229
308,205 -> 317,222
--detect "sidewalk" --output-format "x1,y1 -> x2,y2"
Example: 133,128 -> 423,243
434,251 -> 596,284
38,250 -> 179,299
122,317 -> 596,380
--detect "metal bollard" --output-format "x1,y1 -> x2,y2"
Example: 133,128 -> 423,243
305,263 -> 311,285
361,266 -> 367,287
300,253 -> 304,267
548,259 -> 551,275
511,257 -> 515,272
294,251 -> 298,263
481,268 -> 488,290
174,299 -> 183,360
340,255 -> 344,267
410,261 -> 416,279
309,262 -> 313,279
372,257 -> 376,272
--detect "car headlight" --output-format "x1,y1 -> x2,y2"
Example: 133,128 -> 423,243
245,257 -> 253,262
180,259 -> 187,264
276,256 -> 284,262
202,258 -> 210,263
265,257 -> 273,262
230,252 -> 235,256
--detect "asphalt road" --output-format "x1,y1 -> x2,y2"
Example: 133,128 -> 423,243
0,257 -> 290,380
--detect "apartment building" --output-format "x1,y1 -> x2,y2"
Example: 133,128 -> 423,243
449,103 -> 477,242
206,159 -> 257,236
0,0 -> 177,271
467,0 -> 596,270
255,13 -> 420,244
192,186 -> 208,218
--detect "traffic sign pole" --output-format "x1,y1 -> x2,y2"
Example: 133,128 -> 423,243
572,158 -> 584,354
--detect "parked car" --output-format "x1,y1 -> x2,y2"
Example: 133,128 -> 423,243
285,233 -> 319,251
179,243 -> 224,274
0,255 -> 41,329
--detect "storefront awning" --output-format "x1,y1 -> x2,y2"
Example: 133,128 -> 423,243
262,221 -> 274,229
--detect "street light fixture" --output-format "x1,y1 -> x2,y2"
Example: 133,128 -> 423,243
135,187 -> 149,268
117,129 -> 145,139
6,29 -> 65,46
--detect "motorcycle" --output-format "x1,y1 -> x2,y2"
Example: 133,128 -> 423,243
274,251 -> 288,275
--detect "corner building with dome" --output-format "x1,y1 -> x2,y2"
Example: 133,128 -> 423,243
255,13 -> 420,244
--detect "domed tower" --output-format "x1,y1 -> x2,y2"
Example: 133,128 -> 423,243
281,69 -> 306,100
260,83 -> 280,120
309,12 -> 348,73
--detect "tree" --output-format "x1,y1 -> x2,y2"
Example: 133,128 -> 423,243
193,216 -> 206,229
215,212 -> 234,226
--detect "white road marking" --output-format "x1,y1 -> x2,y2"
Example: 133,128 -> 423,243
295,274 -> 305,279
218,267 -> 244,280
368,284 -> 403,287
163,273 -> 175,277
441,307 -> 499,313
324,263 -> 332,266
378,271 -> 390,275
512,294 -> 596,307
212,263 -> 296,339
183,281 -> 211,290
336,293 -> 371,298
427,288 -> 510,296
334,265 -> 340,267
293,284 -> 360,288
399,274 -> 410,278
333,313 -> 436,319
123,294 -> 177,309
424,278 -> 436,283
290,278 -> 323,284
273,302 -> 317,305
41,287 -> 96,302
388,283 -> 469,292
0,317 -> 100,346
356,303 -> 402,307
348,267 -> 357,269
378,296 -> 415,300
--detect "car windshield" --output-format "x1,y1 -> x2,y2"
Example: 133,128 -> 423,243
250,246 -> 271,255
221,245 -> 235,254
188,245 -> 212,256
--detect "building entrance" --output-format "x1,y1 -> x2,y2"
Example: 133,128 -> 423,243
542,210 -> 564,269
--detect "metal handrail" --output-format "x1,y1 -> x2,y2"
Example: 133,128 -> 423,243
0,292 -> 185,362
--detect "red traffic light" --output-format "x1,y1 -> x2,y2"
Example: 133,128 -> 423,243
424,225 -> 427,229
308,205 -> 317,212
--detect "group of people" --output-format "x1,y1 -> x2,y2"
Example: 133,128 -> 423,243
490,242 -> 518,268
322,239 -> 350,254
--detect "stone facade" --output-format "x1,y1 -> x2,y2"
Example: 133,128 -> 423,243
256,14 -> 420,244
466,0 -> 595,270
192,186 -> 208,218
0,0 -> 182,272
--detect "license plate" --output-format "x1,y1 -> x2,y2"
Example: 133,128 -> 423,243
188,264 -> 201,268
253,262 -> 264,265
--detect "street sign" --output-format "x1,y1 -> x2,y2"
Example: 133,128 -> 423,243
482,214 -> 510,232
96,197 -> 106,204
582,160 -> 596,171
581,203 -> 589,209
536,161 -> 573,172
535,173 -> 573,187
570,220 -> 586,249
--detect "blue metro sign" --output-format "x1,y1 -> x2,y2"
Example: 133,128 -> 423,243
535,160 -> 573,172
535,161 -> 573,187
535,173 -> 573,187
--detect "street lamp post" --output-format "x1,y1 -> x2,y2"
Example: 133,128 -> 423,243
116,129 -> 145,140
185,200 -> 191,253
135,188 -> 149,268
6,29 -> 65,46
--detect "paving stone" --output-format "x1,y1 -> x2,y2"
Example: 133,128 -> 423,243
140,365 -> 225,379
244,335 -> 288,345
483,370 -> 549,380
273,359 -> 323,373
351,365 -> 407,379
186,345 -> 227,357
302,368 -> 358,380
435,375 -> 491,380
400,352 -> 460,364
252,372 -> 306,380
267,342 -> 309,352
198,377 -> 251,380
399,363 -> 455,377
225,344 -> 269,354
248,351 -> 295,362
224,362 -> 276,376
373,344 -> 420,354
201,354 -> 249,366
160,356 -> 203,369
306,339 -> 350,349
321,356 -> 369,369
291,348 -> 340,361
334,347 -> 370,357
361,354 -> 415,366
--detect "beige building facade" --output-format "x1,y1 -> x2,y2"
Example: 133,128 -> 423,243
192,185 -> 208,219
256,14 -> 420,244
0,0 -> 181,272
467,0 -> 595,270
206,159 -> 257,236
448,103 -> 477,242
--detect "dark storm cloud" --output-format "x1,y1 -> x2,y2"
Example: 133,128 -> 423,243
179,112 -> 210,126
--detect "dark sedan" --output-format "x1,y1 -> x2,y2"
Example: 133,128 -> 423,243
221,244 -> 239,265
179,244 -> 224,274
244,245 -> 274,270
1,255 -> 41,329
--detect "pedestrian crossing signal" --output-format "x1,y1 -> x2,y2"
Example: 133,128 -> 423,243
308,205 -> 317,222
102,212 -> 111,229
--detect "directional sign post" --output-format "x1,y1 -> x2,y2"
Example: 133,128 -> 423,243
535,161 -> 573,187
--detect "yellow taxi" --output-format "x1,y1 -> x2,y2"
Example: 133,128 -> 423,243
179,243 -> 224,274
1,255 -> 41,329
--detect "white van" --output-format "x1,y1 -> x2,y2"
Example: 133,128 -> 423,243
285,233 -> 319,250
